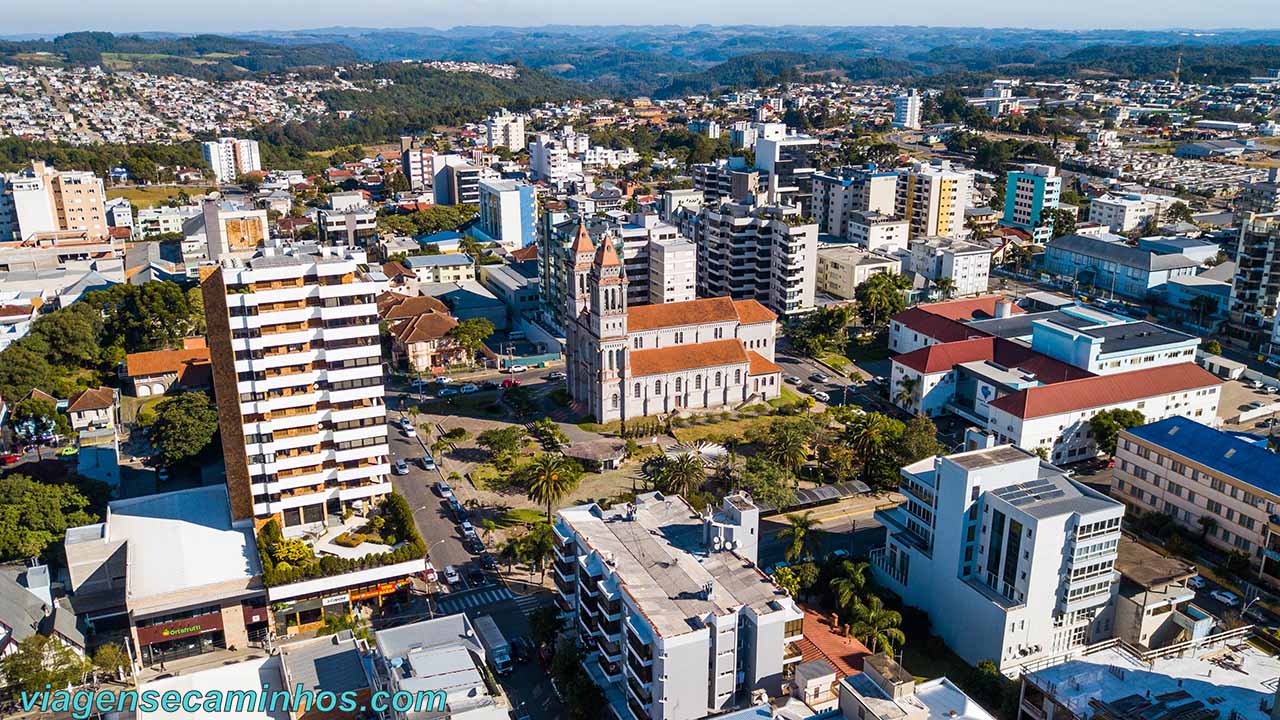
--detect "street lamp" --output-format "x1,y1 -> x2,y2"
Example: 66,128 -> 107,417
425,538 -> 447,619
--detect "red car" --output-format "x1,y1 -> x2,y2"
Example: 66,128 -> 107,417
501,378 -> 522,389
1,452 -> 21,465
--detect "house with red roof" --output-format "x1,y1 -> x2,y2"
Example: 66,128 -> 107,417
889,296 -> 1023,354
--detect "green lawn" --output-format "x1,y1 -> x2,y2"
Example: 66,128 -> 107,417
671,415 -> 774,444
496,508 -> 545,528
900,638 -> 974,682
107,186 -> 213,209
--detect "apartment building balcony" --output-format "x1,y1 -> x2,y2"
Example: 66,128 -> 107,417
626,673 -> 653,707
625,651 -> 654,686
599,635 -> 624,664
783,641 -> 804,664
868,546 -> 908,588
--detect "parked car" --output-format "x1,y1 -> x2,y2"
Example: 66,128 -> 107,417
420,562 -> 437,584
481,381 -> 500,391
502,378 -> 522,388
799,384 -> 815,394
480,553 -> 498,571
442,565 -> 461,587
809,373 -> 830,383
398,416 -> 415,431
434,480 -> 454,498
421,454 -> 436,471
460,520 -> 476,535
448,500 -> 468,523
1210,589 -> 1240,607
157,468 -> 169,482
59,446 -> 78,456
460,384 -> 479,394
467,566 -> 486,586
464,536 -> 485,554
1187,575 -> 1206,589
439,387 -> 460,397
547,371 -> 566,380
785,375 -> 801,385
813,391 -> 831,403
511,637 -> 533,664
1,452 -> 20,464
392,459 -> 410,475
508,364 -> 529,373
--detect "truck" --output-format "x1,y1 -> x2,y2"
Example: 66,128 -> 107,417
473,614 -> 513,676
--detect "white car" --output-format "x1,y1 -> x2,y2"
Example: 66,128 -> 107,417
443,565 -> 461,587
547,371 -> 566,380
392,459 -> 409,475
1210,589 -> 1240,607
813,391 -> 831,403
459,384 -> 479,394
460,520 -> 476,536
1187,575 -> 1205,589
508,364 -> 529,373
399,416 -> 415,431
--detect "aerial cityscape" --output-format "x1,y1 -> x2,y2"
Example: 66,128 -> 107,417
4,8 -> 1280,720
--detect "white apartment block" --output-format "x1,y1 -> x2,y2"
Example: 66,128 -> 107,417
908,236 -> 992,297
202,137 -> 262,185
816,244 -> 899,301
675,200 -> 818,316
1087,192 -> 1179,233
647,236 -> 697,305
893,89 -> 922,130
848,211 -> 910,254
870,445 -> 1125,675
0,161 -> 108,242
529,133 -> 584,183
812,166 -> 898,239
554,492 -> 804,720
896,161 -> 973,239
200,244 -> 391,536
137,205 -> 200,238
484,108 -> 526,152
318,192 -> 377,246
603,212 -> 686,308
400,146 -> 432,191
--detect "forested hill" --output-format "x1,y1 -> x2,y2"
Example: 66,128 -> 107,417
0,31 -> 358,79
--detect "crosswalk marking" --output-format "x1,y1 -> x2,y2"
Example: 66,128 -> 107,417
432,585 -> 551,616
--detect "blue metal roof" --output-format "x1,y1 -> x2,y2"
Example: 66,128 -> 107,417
1125,416 -> 1280,494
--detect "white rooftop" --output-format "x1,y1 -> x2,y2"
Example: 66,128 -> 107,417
100,485 -> 259,605
139,655 -> 287,720
1026,637 -> 1280,720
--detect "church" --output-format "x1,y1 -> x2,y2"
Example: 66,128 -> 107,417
564,223 -> 783,423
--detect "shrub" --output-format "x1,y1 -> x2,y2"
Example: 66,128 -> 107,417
333,533 -> 369,548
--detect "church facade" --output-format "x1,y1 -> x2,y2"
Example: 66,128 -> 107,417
564,223 -> 783,423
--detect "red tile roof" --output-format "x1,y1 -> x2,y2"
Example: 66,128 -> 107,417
594,236 -> 621,267
987,363 -> 1222,419
748,352 -> 782,375
570,222 -> 594,254
894,336 -> 1094,383
510,245 -> 539,262
917,295 -> 1024,321
125,347 -> 211,379
732,299 -> 776,325
630,339 -> 748,377
798,604 -> 870,679
891,307 -> 985,344
66,387 -> 114,413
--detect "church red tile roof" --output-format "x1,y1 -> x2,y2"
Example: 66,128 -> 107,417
627,297 -> 776,332
747,352 -> 782,375
987,363 -> 1221,419
629,339 -> 749,377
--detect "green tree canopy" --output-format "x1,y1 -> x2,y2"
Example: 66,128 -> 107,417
447,317 -> 495,356
0,474 -> 101,562
7,396 -> 69,459
1089,408 -> 1146,456
147,391 -> 219,467
855,273 -> 910,327
0,635 -> 90,694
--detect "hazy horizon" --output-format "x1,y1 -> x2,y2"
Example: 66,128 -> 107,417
5,0 -> 1280,37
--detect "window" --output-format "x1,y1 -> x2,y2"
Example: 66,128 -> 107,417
634,383 -> 641,398
654,380 -> 662,394
695,375 -> 702,390
611,394 -> 618,410
715,372 -> 722,387
734,369 -> 742,384
675,377 -> 683,392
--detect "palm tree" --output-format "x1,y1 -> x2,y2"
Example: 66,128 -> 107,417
656,454 -> 707,497
526,454 -> 578,523
850,594 -> 906,654
895,376 -> 920,413
778,511 -> 818,563
935,276 -> 957,300
845,412 -> 897,486
498,536 -> 524,572
831,560 -> 871,612
765,424 -> 810,469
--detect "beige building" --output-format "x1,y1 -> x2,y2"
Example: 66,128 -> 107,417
0,161 -> 108,242
1112,416 -> 1280,582
816,244 -> 899,300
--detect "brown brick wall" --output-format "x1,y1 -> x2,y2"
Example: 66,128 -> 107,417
200,265 -> 255,524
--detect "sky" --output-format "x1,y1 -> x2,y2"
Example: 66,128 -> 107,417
4,0 -> 1279,35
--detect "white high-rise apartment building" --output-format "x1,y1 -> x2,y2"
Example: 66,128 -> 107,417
812,166 -> 899,239
202,138 -> 262,185
896,161 -> 974,239
1087,192 -> 1179,233
554,492 -> 803,720
0,161 -> 108,242
893,89 -> 922,130
528,133 -> 584,183
485,108 -> 526,152
647,236 -> 697,305
675,200 -> 818,316
908,236 -> 993,297
201,244 -> 390,536
870,445 -> 1124,676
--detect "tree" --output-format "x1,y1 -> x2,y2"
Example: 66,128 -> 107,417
855,273 -> 909,327
529,605 -> 564,648
652,454 -> 707,497
895,376 -> 921,412
771,565 -> 800,596
147,392 -> 219,467
236,172 -> 264,191
850,594 -> 906,654
0,634 -> 90,693
778,511 -> 818,563
934,277 -> 957,300
899,415 -> 944,463
1088,408 -> 1146,456
91,643 -> 130,679
832,560 -> 870,612
763,422 -> 811,470
844,412 -> 906,488
476,426 -> 528,462
1047,207 -> 1077,239
739,457 -> 798,510
0,474 -> 100,561
1189,295 -> 1219,328
1198,515 -> 1219,540
526,454 -> 579,522
522,522 -> 556,581
1164,201 -> 1194,225
447,317 -> 495,359
1205,339 -> 1223,355
7,396 -> 67,460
